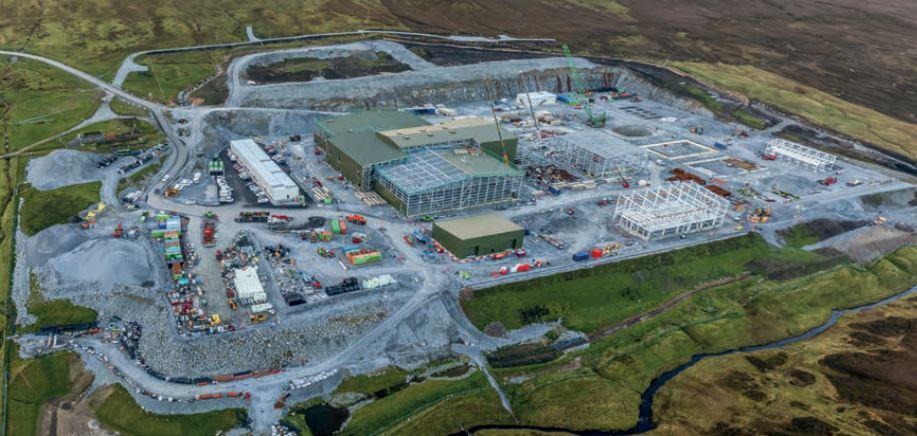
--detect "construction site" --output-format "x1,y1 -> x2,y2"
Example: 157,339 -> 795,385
10,37 -> 917,434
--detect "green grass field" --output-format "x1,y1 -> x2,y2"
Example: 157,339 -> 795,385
122,51 -> 225,105
5,349 -> 79,436
19,181 -> 101,236
20,273 -> 97,334
1,57 -> 102,150
490,246 -> 917,430
0,1 -> 402,80
94,385 -> 246,436
336,366 -> 408,396
342,370 -> 513,435
60,117 -> 165,153
671,62 -> 917,161
780,225 -> 821,249
463,234 -> 820,333
109,98 -> 150,117
732,108 -> 768,129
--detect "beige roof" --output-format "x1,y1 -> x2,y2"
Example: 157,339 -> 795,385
378,117 -> 510,149
434,214 -> 523,240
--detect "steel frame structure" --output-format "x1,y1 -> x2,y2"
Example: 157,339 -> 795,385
540,136 -> 646,177
375,149 -> 523,217
612,181 -> 729,240
764,139 -> 836,171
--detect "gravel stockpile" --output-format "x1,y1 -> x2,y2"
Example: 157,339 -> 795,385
136,296 -> 398,378
46,238 -> 159,291
26,149 -> 110,190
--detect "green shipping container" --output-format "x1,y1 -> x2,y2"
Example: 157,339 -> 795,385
354,252 -> 382,265
331,219 -> 341,234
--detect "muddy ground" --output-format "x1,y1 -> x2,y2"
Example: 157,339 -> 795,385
244,51 -> 410,83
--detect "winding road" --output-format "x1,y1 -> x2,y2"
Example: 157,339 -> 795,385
6,30 -> 916,434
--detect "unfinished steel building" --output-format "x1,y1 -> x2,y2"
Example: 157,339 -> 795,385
612,181 -> 729,240
375,148 -> 523,217
549,133 -> 646,178
764,139 -> 836,171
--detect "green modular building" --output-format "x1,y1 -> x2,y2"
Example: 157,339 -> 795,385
314,111 -> 522,216
432,214 -> 525,258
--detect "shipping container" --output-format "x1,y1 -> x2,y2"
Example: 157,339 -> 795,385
572,251 -> 590,262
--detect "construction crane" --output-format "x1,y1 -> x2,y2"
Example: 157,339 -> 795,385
482,74 -> 510,166
562,44 -> 606,128
489,102 -> 511,166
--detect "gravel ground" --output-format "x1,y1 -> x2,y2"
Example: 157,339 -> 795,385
44,238 -> 159,291
228,57 -> 611,110
26,149 -> 113,190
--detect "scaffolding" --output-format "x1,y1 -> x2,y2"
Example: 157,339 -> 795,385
545,135 -> 646,177
612,181 -> 728,240
764,139 -> 836,171
375,149 -> 523,217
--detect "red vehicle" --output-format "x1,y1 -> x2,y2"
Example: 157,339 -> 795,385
492,252 -> 509,261
762,153 -> 778,161
818,177 -> 838,186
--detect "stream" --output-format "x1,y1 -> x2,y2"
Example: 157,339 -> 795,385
457,285 -> 917,435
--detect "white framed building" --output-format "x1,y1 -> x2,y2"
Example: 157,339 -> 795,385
764,139 -> 836,171
612,181 -> 728,241
233,266 -> 267,304
229,139 -> 299,204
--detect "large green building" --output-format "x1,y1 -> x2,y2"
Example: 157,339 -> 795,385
314,111 -> 523,216
314,111 -> 428,190
432,214 -> 525,258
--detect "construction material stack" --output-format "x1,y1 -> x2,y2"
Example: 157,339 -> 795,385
345,248 -> 382,266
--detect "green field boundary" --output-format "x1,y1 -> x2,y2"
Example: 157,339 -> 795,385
1,177 -> 21,436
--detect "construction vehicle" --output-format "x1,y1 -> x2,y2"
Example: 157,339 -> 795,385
112,223 -> 123,238
562,45 -> 606,128
236,211 -> 270,223
164,187 -> 179,197
274,393 -> 290,409
347,214 -> 367,225
203,220 -> 216,247
818,177 -> 838,186
748,208 -> 772,223
268,215 -> 293,225
492,252 -> 509,261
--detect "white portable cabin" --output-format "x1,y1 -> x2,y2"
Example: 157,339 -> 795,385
515,92 -> 556,109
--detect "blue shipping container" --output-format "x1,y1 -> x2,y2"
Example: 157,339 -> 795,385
572,251 -> 590,262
